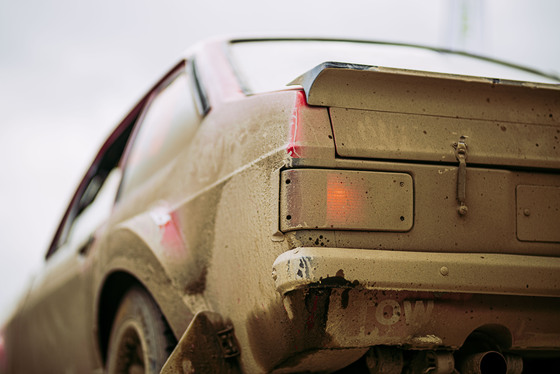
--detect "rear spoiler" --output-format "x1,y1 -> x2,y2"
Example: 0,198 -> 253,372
290,62 -> 560,125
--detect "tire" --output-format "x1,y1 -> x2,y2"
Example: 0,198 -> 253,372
106,287 -> 176,374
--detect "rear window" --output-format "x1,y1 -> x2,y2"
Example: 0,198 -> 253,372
229,40 -> 559,94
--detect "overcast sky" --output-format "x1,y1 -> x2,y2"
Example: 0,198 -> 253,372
0,0 -> 559,320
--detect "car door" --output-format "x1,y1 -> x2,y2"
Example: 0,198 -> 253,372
11,122 -> 134,373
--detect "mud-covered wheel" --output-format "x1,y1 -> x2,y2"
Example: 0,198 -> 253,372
107,287 -> 176,374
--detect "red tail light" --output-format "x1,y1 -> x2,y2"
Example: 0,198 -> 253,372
286,91 -> 306,158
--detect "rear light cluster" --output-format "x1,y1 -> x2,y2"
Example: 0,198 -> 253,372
280,169 -> 413,232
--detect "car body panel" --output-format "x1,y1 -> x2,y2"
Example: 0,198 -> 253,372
4,248 -> 97,373
89,82 -> 335,372
293,61 -> 560,124
330,108 -> 560,170
324,290 -> 560,351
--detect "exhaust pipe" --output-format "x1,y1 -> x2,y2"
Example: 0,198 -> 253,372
365,346 -> 403,374
504,354 -> 523,374
458,351 -> 522,374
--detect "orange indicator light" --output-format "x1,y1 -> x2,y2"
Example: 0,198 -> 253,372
326,173 -> 366,226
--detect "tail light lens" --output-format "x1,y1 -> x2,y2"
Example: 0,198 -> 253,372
280,169 -> 413,232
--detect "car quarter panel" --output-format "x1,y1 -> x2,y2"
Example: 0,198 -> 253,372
93,89 -> 334,372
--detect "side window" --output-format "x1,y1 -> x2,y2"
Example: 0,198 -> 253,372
66,168 -> 121,248
46,120 -> 135,258
119,70 -> 201,197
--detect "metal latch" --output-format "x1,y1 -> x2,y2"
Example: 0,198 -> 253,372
454,136 -> 468,216
217,326 -> 240,358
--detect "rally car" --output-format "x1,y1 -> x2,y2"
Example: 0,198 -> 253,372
1,38 -> 559,374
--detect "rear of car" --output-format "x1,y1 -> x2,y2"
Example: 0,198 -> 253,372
2,38 -> 558,374
229,40 -> 560,373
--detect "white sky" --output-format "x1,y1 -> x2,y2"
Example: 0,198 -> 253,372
0,0 -> 559,321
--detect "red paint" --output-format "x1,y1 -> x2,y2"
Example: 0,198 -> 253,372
157,210 -> 184,254
0,332 -> 6,371
196,40 -> 245,104
287,91 -> 306,158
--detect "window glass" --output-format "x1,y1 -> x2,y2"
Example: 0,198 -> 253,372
66,168 -> 122,247
120,72 -> 200,196
230,40 -> 559,94
47,121 -> 134,258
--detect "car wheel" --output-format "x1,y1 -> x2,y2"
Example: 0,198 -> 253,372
106,287 -> 176,374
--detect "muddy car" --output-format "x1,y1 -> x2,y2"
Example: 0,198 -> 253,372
1,38 -> 559,374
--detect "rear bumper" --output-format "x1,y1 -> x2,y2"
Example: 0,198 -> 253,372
272,247 -> 560,297
272,248 -> 560,352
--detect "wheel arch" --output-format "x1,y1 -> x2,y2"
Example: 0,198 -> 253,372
95,267 -> 190,367
94,231 -> 193,367
96,271 -> 142,364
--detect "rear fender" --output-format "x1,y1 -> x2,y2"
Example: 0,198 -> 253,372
95,219 -> 194,343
